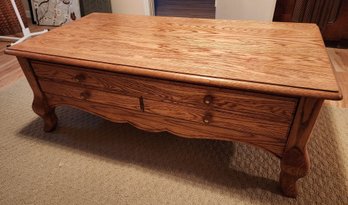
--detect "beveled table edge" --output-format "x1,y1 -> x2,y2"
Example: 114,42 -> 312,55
5,48 -> 342,101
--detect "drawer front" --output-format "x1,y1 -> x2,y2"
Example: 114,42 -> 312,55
143,99 -> 291,140
40,79 -> 292,148
33,61 -> 297,156
39,80 -> 140,111
45,94 -> 289,157
32,61 -> 297,123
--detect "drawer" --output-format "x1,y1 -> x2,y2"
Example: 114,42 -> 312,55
45,94 -> 289,157
143,99 -> 291,140
39,80 -> 140,111
39,78 -> 292,151
32,61 -> 298,123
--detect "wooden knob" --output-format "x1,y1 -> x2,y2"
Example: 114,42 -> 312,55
74,74 -> 86,82
79,91 -> 90,100
203,95 -> 213,105
202,113 -> 212,124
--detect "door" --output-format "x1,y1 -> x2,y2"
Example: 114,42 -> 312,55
274,0 -> 348,42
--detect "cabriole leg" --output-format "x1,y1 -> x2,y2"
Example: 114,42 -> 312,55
32,97 -> 57,132
280,97 -> 323,197
17,57 -> 58,132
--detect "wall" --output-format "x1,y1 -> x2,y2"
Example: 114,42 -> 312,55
216,0 -> 277,21
110,0 -> 147,15
22,0 -> 275,20
22,0 -> 150,20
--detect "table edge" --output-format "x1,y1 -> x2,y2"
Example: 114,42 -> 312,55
5,48 -> 342,100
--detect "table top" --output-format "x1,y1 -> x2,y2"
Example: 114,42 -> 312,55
6,13 -> 341,100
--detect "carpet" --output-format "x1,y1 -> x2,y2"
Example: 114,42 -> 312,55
0,79 -> 347,205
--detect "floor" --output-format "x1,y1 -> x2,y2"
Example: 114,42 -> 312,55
155,0 -> 215,19
0,41 -> 22,89
1,25 -> 347,108
0,23 -> 52,89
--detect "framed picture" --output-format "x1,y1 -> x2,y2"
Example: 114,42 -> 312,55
29,0 -> 81,26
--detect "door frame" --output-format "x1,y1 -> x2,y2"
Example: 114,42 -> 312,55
144,0 -> 155,16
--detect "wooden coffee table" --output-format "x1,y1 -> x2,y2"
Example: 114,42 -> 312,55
5,13 -> 341,197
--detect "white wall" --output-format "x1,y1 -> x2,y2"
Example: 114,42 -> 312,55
216,0 -> 277,21
23,0 -> 151,20
111,0 -> 149,15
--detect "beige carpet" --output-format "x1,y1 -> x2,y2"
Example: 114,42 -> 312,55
0,79 -> 347,205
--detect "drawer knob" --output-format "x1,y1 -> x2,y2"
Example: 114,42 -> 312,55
203,95 -> 213,105
74,74 -> 86,82
202,113 -> 212,124
79,91 -> 90,100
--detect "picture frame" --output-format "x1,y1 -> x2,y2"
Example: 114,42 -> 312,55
29,0 -> 81,26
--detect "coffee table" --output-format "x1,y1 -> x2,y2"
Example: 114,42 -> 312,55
5,13 -> 341,197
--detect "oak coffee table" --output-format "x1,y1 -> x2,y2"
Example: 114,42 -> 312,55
5,13 -> 341,197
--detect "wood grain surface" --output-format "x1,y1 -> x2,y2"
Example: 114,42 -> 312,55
38,79 -> 292,143
280,97 -> 324,197
16,58 -> 57,132
6,13 -> 341,100
0,42 -> 23,89
45,93 -> 288,157
143,98 -> 291,138
32,61 -> 297,122
39,80 -> 141,111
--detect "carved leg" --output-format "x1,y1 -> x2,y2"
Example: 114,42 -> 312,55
280,147 -> 310,197
16,57 -> 58,132
280,97 -> 323,197
32,97 -> 58,132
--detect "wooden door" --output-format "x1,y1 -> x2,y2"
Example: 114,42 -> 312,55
274,0 -> 348,42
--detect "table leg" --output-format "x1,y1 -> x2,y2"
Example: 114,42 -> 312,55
32,97 -> 57,132
280,97 -> 323,197
17,57 -> 57,132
